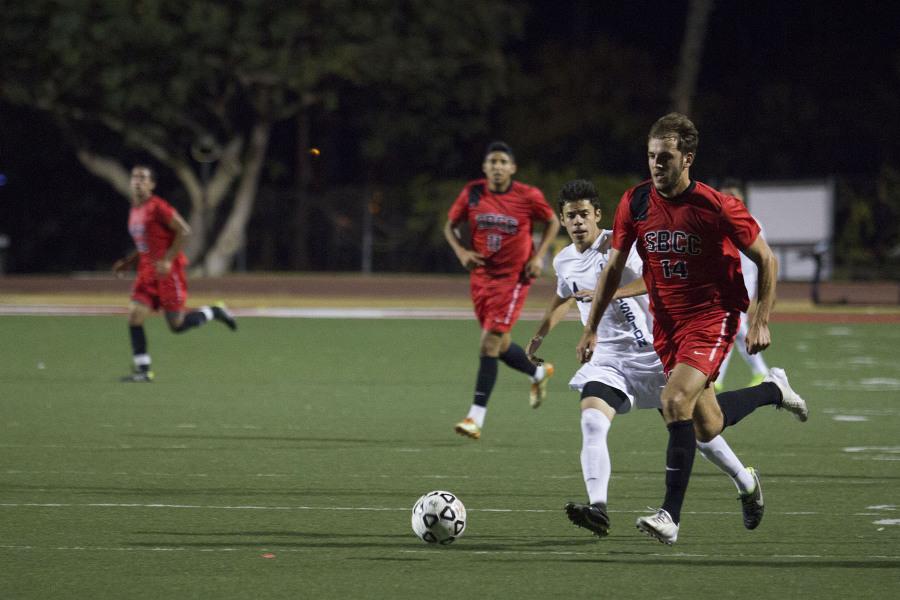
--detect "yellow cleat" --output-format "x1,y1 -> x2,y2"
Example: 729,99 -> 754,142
530,363 -> 555,408
454,418 -> 481,440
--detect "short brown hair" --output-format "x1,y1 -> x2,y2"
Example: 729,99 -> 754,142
648,112 -> 699,155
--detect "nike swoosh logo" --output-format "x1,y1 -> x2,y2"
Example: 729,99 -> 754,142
665,467 -> 679,471
693,351 -> 705,355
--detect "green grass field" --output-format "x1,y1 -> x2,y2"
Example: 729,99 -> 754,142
1,315 -> 898,599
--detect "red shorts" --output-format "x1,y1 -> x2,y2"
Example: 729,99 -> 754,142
653,308 -> 740,380
131,264 -> 188,312
470,275 -> 531,333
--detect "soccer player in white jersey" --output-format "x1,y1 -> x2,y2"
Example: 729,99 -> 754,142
714,181 -> 769,391
526,179 -> 807,539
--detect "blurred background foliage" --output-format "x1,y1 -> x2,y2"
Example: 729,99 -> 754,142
0,1 -> 898,278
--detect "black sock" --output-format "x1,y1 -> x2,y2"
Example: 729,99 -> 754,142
129,325 -> 150,373
661,419 -> 696,524
499,343 -> 537,377
129,325 -> 147,355
473,356 -> 499,407
173,310 -> 208,333
716,382 -> 781,428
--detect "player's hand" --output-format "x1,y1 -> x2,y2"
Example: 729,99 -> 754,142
526,335 -> 544,364
745,321 -> 771,354
576,329 -> 596,364
457,249 -> 485,270
524,256 -> 543,279
112,259 -> 129,278
573,288 -> 595,302
155,259 -> 172,276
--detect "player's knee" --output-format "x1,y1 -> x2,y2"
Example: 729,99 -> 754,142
166,315 -> 185,332
661,389 -> 694,420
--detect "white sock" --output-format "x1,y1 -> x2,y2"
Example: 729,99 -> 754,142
580,408 -> 612,506
466,404 -> 487,428
697,435 -> 754,493
531,363 -> 545,384
200,306 -> 214,321
133,353 -> 151,369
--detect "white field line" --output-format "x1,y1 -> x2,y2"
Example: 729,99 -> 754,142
0,544 -> 895,561
0,501 -> 879,518
0,304 -> 541,320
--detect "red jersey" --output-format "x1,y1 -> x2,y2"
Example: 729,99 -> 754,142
448,179 -> 554,278
128,195 -> 186,276
611,180 -> 760,320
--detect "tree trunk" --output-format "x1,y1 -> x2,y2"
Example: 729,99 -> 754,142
671,0 -> 714,115
203,122 -> 272,276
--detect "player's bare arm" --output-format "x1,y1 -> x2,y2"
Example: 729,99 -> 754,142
612,277 -> 647,299
156,211 -> 191,276
741,235 -> 778,354
443,219 -> 485,270
576,248 -> 627,363
524,215 -> 561,279
112,251 -> 139,277
527,294 -> 574,363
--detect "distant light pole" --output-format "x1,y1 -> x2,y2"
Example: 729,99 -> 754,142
191,135 -> 222,275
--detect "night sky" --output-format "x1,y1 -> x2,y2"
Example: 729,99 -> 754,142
0,1 -> 897,272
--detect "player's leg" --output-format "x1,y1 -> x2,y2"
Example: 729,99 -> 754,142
454,328 -> 502,439
564,382 -> 627,538
636,363 -> 707,544
733,314 -> 768,385
122,300 -> 154,382
495,331 -> 553,408
490,278 -> 554,407
160,267 -> 236,333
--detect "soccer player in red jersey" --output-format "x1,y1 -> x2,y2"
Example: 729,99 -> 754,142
575,114 -> 808,544
444,142 -> 560,439
113,165 -> 236,382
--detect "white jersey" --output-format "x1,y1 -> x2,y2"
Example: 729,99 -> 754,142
553,230 -> 665,412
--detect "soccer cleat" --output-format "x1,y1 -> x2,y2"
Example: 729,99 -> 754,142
120,370 -> 154,383
765,367 -> 809,422
529,362 -> 555,408
635,508 -> 679,545
454,418 -> 481,440
747,372 -> 766,387
564,502 -> 610,538
738,467 -> 765,529
212,302 -> 237,331
739,467 -> 764,530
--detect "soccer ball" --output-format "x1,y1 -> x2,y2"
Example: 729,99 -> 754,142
411,490 -> 467,545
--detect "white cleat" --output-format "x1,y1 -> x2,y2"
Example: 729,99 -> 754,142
765,367 -> 809,422
635,508 -> 679,545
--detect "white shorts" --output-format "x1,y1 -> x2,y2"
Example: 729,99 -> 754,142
568,351 -> 666,414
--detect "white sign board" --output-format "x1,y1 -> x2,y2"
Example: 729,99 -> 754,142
746,180 -> 834,281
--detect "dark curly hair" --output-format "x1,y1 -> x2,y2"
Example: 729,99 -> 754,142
558,179 -> 602,213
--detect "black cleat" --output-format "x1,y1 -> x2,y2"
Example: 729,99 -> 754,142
212,302 -> 237,331
565,502 -> 610,538
739,467 -> 764,530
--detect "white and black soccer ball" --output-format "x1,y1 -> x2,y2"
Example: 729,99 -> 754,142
411,490 -> 467,545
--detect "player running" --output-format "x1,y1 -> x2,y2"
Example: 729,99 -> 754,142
576,114 -> 809,544
530,179 -> 807,540
113,165 -> 236,382
444,142 -> 560,439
